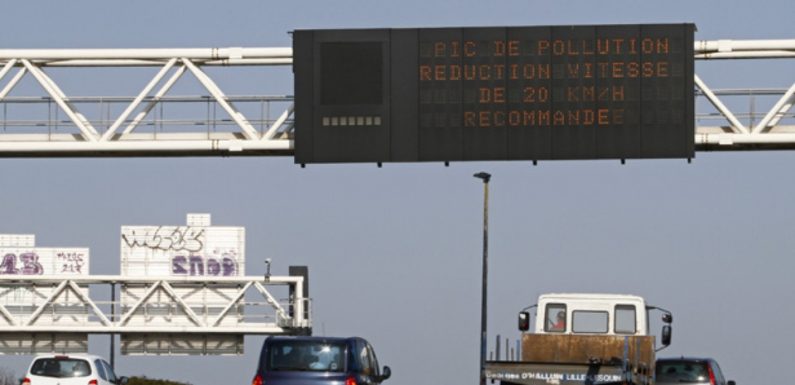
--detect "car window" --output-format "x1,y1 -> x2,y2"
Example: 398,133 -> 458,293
101,360 -> 117,383
615,305 -> 637,334
348,343 -> 362,371
358,341 -> 373,375
656,360 -> 709,383
94,359 -> 108,381
711,361 -> 725,385
572,310 -> 609,333
366,344 -> 380,376
266,340 -> 345,373
545,303 -> 567,332
30,358 -> 92,378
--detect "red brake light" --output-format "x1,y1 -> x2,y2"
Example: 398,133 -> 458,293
706,365 -> 716,385
345,376 -> 357,385
251,374 -> 263,385
21,377 -> 30,385
88,380 -> 98,385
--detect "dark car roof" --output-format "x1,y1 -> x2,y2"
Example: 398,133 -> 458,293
265,336 -> 360,343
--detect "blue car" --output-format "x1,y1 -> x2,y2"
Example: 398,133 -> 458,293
252,336 -> 391,385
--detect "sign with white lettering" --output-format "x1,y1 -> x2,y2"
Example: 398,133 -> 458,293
294,24 -> 695,163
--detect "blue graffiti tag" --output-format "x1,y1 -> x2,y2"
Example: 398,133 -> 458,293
171,254 -> 238,276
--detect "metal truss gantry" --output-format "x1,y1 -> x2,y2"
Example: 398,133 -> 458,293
0,39 -> 793,156
695,39 -> 795,150
0,274 -> 310,335
0,48 -> 294,156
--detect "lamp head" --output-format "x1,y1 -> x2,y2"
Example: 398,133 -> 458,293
473,172 -> 491,183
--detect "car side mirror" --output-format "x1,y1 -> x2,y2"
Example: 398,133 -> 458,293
518,311 -> 530,332
661,325 -> 672,346
117,376 -> 129,385
381,366 -> 391,381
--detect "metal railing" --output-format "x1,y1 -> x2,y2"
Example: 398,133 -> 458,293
0,95 -> 294,138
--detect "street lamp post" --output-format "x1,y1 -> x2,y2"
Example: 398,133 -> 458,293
473,172 -> 491,385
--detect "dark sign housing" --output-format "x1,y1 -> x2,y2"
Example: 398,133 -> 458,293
294,24 -> 695,164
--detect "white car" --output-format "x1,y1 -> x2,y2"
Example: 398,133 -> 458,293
22,354 -> 128,385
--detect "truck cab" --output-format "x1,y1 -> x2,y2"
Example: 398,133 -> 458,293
524,293 -> 659,337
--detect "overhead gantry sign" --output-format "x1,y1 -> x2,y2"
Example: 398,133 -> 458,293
0,26 -> 792,159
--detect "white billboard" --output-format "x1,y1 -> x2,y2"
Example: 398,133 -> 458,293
0,247 -> 89,276
119,214 -> 247,354
120,219 -> 245,277
0,236 -> 90,354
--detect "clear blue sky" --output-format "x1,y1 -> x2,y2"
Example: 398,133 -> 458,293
1,1 -> 794,385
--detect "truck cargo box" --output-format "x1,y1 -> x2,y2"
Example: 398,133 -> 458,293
522,334 -> 654,367
486,335 -> 656,385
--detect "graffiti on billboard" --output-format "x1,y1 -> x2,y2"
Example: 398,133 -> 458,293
171,250 -> 239,276
57,252 -> 87,274
0,253 -> 43,275
121,226 -> 205,253
121,225 -> 244,277
0,250 -> 88,275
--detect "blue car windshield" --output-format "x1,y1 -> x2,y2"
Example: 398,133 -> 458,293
267,341 -> 346,373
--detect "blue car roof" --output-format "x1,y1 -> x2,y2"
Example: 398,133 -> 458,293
265,336 -> 359,343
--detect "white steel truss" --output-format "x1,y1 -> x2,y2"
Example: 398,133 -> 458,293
695,39 -> 795,150
0,40 -> 793,156
0,274 -> 310,335
0,47 -> 294,156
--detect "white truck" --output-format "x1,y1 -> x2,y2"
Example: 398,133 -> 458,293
485,293 -> 673,385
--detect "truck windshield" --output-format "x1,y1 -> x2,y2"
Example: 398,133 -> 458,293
266,340 -> 346,373
572,310 -> 608,333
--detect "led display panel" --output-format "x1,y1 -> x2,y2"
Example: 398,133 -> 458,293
294,24 -> 695,164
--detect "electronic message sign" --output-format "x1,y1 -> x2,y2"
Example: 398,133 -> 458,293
294,24 -> 695,164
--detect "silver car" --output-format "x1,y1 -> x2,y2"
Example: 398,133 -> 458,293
656,358 -> 734,385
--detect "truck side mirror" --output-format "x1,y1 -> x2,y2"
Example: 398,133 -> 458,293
518,311 -> 530,331
381,366 -> 392,381
727,380 -> 735,385
661,324 -> 672,346
662,313 -> 673,323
